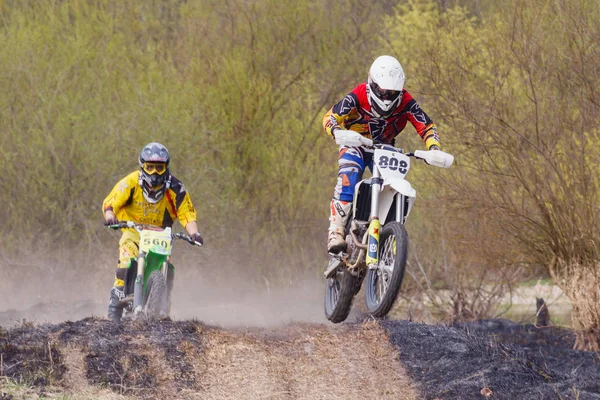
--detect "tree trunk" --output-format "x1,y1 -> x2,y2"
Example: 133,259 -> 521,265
550,259 -> 600,352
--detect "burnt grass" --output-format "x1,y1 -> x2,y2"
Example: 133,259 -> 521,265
0,318 -> 205,398
383,319 -> 600,400
0,322 -> 65,387
59,318 -> 201,392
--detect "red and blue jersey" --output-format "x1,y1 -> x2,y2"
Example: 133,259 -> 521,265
323,83 -> 441,149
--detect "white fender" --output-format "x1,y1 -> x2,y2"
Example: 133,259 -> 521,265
386,178 -> 416,198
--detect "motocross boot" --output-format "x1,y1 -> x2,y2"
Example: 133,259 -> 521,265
107,286 -> 125,322
328,199 -> 352,253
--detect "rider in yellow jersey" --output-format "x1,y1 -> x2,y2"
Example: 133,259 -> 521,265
102,142 -> 203,321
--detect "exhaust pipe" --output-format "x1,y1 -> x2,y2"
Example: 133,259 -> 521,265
350,220 -> 368,250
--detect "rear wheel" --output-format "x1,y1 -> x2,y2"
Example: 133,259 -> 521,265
324,266 -> 359,323
364,222 -> 408,318
144,270 -> 168,319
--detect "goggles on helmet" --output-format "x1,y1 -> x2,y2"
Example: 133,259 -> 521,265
370,81 -> 401,102
143,162 -> 167,175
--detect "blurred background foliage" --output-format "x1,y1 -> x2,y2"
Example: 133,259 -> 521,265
0,0 -> 380,270
1,0 -> 599,347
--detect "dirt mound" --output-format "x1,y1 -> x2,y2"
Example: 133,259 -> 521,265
0,318 -> 417,399
2,317 -> 598,399
383,319 -> 600,400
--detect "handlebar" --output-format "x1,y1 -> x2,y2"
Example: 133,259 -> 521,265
105,221 -> 138,230
105,221 -> 202,246
340,142 -> 454,169
333,130 -> 454,168
173,232 -> 203,247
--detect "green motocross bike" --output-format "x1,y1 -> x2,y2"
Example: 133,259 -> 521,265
107,221 -> 202,319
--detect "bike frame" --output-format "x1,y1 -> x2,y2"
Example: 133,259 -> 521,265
108,220 -> 202,318
325,130 -> 454,322
363,147 -> 416,266
324,137 -> 453,278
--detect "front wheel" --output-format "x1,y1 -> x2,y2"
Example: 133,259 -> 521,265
364,222 -> 408,318
144,270 -> 169,319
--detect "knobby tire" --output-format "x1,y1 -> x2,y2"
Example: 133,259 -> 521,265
365,222 -> 408,318
324,268 -> 358,323
145,270 -> 168,319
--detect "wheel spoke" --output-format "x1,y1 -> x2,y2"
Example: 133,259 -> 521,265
364,223 -> 407,318
377,270 -> 386,300
375,233 -> 397,302
329,274 -> 342,305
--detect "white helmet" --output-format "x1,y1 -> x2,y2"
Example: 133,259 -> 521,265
366,55 -> 405,118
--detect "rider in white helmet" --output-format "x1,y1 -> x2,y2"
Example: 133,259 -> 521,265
323,55 -> 442,253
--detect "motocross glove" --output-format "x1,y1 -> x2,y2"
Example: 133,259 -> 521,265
105,216 -> 119,226
191,232 -> 204,245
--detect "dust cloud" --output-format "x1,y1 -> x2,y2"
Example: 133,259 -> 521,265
0,251 -> 328,327
171,269 -> 327,327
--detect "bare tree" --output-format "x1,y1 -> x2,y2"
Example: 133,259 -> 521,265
387,0 -> 600,349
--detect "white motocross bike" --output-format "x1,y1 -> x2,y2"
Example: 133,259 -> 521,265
324,130 -> 454,323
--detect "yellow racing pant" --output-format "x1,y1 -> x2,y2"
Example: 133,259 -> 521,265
114,230 -> 140,287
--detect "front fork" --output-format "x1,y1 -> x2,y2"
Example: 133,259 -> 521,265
133,255 -> 171,315
133,253 -> 146,314
365,167 -> 383,266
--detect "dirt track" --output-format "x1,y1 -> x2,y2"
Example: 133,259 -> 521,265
0,318 -> 417,400
0,317 -> 599,400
